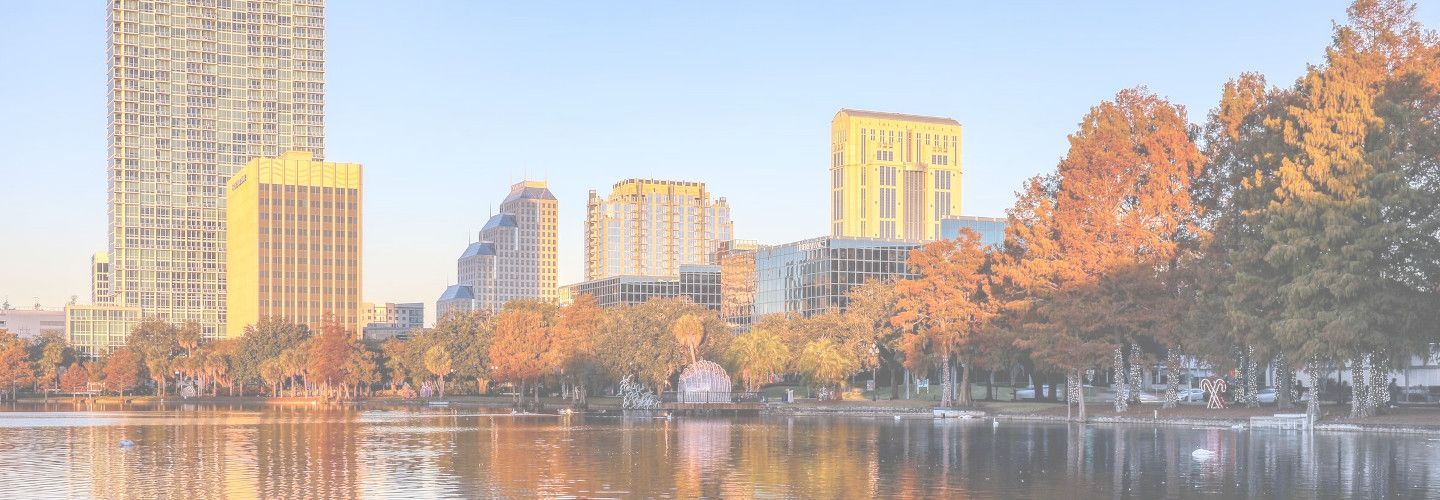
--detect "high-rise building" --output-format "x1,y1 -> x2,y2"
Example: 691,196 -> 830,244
754,236 -> 919,320
105,0 -> 327,339
224,151 -> 361,338
940,215 -> 1006,248
830,109 -> 962,241
585,179 -> 733,281
90,252 -> 113,305
439,180 -> 558,314
564,265 -> 721,310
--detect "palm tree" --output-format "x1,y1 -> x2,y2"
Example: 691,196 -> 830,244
727,329 -> 790,391
672,314 -> 705,364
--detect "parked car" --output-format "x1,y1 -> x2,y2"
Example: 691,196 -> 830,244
1256,388 -> 1277,404
1178,388 -> 1206,402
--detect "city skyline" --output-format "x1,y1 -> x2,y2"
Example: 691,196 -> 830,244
4,1 -> 1434,322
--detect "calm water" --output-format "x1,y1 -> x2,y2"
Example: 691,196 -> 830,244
0,404 -> 1436,499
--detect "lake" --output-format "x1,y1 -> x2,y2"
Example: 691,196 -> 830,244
0,403 -> 1435,498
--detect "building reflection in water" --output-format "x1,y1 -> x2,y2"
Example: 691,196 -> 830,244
0,404 -> 1438,498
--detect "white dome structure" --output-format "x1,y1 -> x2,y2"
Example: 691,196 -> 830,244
678,360 -> 733,404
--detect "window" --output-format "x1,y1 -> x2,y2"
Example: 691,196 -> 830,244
931,155 -> 949,166
877,150 -> 895,162
880,167 -> 897,186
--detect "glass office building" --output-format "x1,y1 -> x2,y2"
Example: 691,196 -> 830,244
565,265 -> 721,310
754,237 -> 920,320
939,215 -> 1006,248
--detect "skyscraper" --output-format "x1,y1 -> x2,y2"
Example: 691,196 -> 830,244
830,109 -> 962,241
439,180 -> 558,314
106,0 -> 326,338
585,179 -> 733,281
224,151 -> 360,338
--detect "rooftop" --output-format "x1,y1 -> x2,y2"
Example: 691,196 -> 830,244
836,108 -> 960,126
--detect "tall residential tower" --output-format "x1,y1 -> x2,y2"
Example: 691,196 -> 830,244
105,0 -> 327,339
830,109 -> 961,241
584,179 -> 733,281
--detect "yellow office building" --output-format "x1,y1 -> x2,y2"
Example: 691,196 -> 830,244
830,109 -> 962,241
225,151 -> 362,338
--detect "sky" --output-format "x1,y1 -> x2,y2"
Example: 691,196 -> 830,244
2,1 -> 1434,321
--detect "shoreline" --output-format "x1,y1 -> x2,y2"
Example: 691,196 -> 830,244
14,395 -> 1440,435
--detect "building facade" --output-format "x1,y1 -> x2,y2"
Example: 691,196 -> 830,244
585,179 -> 733,281
716,240 -> 758,332
830,109 -> 962,241
64,305 -> 142,358
225,151 -> 361,338
435,285 -> 477,321
106,0 -> 327,339
440,180 -> 558,314
363,302 -> 424,329
0,308 -> 67,339
564,265 -> 721,310
940,215 -> 1006,248
754,237 -> 919,320
361,302 -> 423,341
91,252 -> 113,305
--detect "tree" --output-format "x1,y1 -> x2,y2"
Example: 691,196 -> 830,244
553,293 -> 602,405
104,347 -> 142,397
794,339 -> 857,399
490,306 -> 551,405
672,314 -> 705,364
424,345 -> 454,398
307,316 -> 352,399
726,328 -> 790,391
259,358 -> 286,397
343,342 -> 381,398
128,317 -> 178,396
594,298 -> 724,394
233,317 -> 310,393
0,332 -> 33,401
35,336 -> 70,391
176,321 -> 202,358
892,231 -> 998,408
60,363 -> 89,394
845,279 -> 906,398
1262,0 -> 1440,418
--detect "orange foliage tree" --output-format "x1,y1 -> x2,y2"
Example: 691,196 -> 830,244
891,230 -> 997,408
490,303 -> 555,407
306,315 -> 353,399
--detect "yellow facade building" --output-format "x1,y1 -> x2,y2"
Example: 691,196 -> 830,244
585,179 -> 733,281
225,151 -> 362,338
830,109 -> 962,241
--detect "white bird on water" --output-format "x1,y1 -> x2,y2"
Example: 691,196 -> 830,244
1191,449 -> 1217,460
119,439 -> 135,449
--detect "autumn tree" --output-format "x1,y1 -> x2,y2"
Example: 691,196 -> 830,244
423,345 -> 453,398
0,331 -> 33,401
845,279 -> 906,398
490,306 -> 551,406
176,321 -> 202,358
553,293 -> 602,405
892,231 -> 998,407
307,316 -> 353,399
60,363 -> 89,394
104,347 -> 143,397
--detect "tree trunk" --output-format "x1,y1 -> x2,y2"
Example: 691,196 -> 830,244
940,355 -> 954,408
986,369 -> 995,401
957,363 -> 972,407
1076,369 -> 1087,422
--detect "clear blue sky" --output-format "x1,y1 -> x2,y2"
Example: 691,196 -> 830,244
2,1 -> 1430,318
